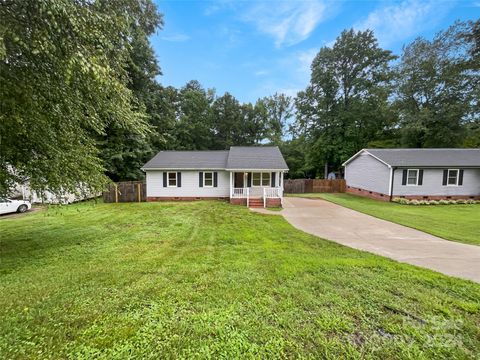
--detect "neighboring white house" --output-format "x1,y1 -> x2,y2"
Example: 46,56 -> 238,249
343,148 -> 480,201
141,146 -> 289,207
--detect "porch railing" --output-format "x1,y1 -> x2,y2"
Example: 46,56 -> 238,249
232,188 -> 248,198
263,187 -> 283,207
232,187 -> 283,207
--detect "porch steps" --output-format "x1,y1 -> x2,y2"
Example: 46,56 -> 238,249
248,198 -> 264,208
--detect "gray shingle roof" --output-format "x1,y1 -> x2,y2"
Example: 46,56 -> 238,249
142,146 -> 289,170
364,148 -> 480,167
226,146 -> 289,170
142,150 -> 229,170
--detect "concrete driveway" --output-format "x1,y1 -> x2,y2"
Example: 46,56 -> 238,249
281,197 -> 480,283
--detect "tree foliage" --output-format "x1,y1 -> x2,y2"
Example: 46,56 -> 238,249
0,0 -> 161,194
295,29 -> 396,176
1,3 -> 477,191
394,21 -> 479,148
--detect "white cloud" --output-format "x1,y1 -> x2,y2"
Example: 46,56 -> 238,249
243,1 -> 329,47
161,34 -> 190,42
297,48 -> 318,75
249,47 -> 319,101
254,69 -> 269,76
355,0 -> 454,46
203,0 -> 237,16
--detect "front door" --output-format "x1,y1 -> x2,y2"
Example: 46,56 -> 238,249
234,172 -> 244,188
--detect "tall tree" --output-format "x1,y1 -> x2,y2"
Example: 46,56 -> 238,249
98,1 -> 163,181
258,93 -> 293,145
0,0 -> 161,195
174,81 -> 215,150
295,29 -> 396,176
394,21 -> 479,148
211,92 -> 246,149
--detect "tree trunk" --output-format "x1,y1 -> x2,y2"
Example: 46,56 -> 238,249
324,162 -> 328,179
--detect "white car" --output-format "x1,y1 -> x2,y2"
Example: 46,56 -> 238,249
0,198 -> 32,215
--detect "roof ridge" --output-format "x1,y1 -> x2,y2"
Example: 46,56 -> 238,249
367,148 -> 480,151
157,150 -> 229,152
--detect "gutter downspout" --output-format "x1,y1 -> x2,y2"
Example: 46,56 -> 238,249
389,167 -> 396,202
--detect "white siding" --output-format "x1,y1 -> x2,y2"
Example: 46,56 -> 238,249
393,168 -> 480,196
146,170 -> 230,197
345,153 -> 390,194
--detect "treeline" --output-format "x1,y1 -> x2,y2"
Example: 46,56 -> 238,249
284,21 -> 480,177
0,0 -> 478,195
101,81 -> 294,181
288,20 -> 479,178
106,18 -> 479,182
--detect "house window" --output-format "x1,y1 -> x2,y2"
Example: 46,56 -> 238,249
261,172 -> 270,186
204,172 -> 213,187
447,169 -> 459,186
252,172 -> 261,186
407,169 -> 418,186
168,172 -> 177,187
252,172 -> 270,187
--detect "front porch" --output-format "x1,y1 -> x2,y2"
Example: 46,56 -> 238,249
228,171 -> 284,208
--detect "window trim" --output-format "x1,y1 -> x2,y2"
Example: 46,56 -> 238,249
447,169 -> 459,186
167,172 -> 177,187
406,169 -> 419,186
252,172 -> 261,187
203,171 -> 214,187
251,172 -> 271,187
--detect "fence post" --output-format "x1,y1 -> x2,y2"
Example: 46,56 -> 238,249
137,183 -> 141,202
114,184 -> 118,203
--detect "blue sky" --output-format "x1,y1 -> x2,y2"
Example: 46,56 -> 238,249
151,0 -> 480,103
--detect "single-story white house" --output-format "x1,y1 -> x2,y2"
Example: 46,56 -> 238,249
343,148 -> 480,201
141,146 -> 289,207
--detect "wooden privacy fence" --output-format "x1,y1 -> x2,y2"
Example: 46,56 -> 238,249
103,181 -> 146,203
284,179 -> 346,194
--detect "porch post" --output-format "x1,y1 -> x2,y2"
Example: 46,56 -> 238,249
280,171 -> 284,197
230,171 -> 233,197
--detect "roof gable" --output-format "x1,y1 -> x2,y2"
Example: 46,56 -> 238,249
226,146 -> 289,170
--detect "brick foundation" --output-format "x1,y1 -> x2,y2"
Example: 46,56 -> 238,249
347,186 -> 480,202
230,197 -> 282,207
266,198 -> 282,207
396,195 -> 480,201
346,186 -> 390,201
147,196 -> 283,207
230,198 -> 247,206
147,196 -> 228,202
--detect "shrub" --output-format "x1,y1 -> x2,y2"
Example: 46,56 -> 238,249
391,198 -> 478,205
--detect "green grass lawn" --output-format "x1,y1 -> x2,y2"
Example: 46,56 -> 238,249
1,201 -> 479,359
289,193 -> 480,246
